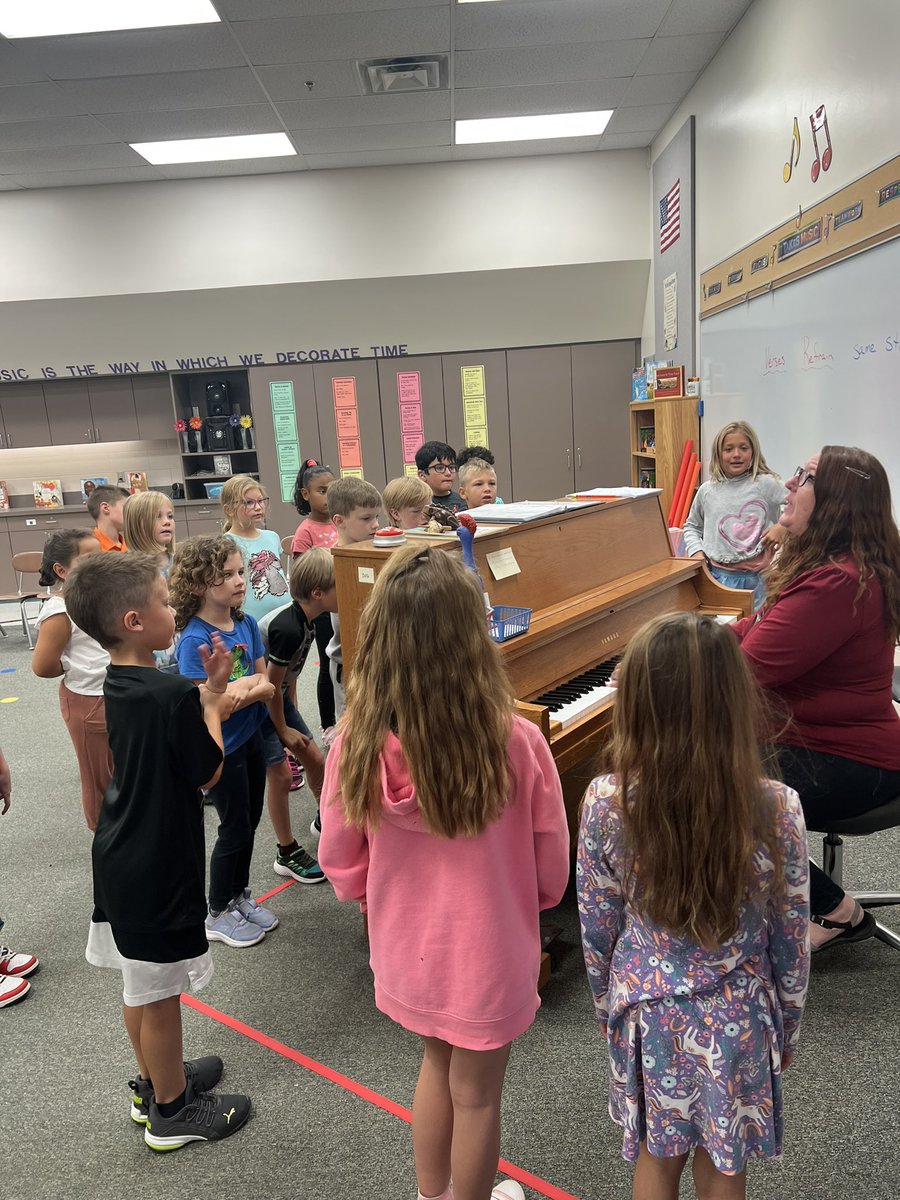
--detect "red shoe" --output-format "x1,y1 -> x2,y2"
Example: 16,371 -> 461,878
0,946 -> 38,978
287,754 -> 304,792
0,974 -> 30,1008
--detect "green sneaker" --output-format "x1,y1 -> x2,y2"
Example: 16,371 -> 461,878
273,842 -> 326,884
129,1055 -> 224,1125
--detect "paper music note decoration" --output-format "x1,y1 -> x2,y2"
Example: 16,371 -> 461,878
809,104 -> 832,182
783,116 -> 801,183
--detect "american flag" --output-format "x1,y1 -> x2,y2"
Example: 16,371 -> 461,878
659,178 -> 680,253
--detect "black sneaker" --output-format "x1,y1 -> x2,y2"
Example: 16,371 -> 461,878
144,1083 -> 251,1151
129,1055 -> 225,1125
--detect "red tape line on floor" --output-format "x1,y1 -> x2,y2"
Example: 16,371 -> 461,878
181,993 -> 580,1200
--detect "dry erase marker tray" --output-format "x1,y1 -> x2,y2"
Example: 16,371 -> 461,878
488,605 -> 532,643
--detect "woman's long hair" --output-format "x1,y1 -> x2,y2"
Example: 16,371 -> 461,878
123,490 -> 176,559
607,612 -> 780,948
338,545 -> 513,837
766,445 -> 900,641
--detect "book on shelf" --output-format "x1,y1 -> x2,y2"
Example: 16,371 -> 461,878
639,468 -> 657,488
213,454 -> 232,476
33,479 -> 63,508
0,481 -> 8,510
631,368 -> 648,403
638,426 -> 656,452
127,471 -> 148,493
653,365 -> 685,397
81,477 -> 108,505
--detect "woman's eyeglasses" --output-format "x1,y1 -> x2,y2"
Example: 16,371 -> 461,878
792,466 -> 815,487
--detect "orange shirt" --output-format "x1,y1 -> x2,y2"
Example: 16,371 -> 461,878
93,527 -> 127,553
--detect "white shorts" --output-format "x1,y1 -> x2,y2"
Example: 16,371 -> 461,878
86,920 -> 214,1008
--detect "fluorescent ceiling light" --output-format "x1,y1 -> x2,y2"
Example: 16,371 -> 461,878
456,111 -> 613,145
131,132 -> 296,165
0,1 -> 220,38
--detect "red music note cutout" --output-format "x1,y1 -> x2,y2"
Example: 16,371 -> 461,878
809,105 -> 832,182
783,116 -> 801,183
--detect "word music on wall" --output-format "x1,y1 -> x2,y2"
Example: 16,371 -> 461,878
0,343 -> 411,383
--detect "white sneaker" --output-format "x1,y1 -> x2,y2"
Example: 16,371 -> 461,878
0,945 -> 39,978
0,974 -> 30,1007
492,1182 -> 525,1200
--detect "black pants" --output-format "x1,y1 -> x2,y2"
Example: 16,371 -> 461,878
207,729 -> 266,913
313,611 -> 336,730
774,743 -> 900,915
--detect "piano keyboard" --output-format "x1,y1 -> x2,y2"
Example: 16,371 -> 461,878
535,655 -> 622,729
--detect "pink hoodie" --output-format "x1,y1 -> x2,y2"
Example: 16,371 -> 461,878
319,715 -> 570,1050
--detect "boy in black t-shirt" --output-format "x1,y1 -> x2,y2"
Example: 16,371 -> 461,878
258,547 -> 338,874
64,553 -> 252,1152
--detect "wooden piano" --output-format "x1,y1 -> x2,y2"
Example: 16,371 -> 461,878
332,494 -> 753,842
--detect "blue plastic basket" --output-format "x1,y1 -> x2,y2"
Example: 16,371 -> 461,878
488,605 -> 532,643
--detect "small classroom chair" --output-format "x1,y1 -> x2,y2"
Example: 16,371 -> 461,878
0,551 -> 49,650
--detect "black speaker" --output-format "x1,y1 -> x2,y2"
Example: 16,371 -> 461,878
203,415 -> 239,452
206,381 -> 230,417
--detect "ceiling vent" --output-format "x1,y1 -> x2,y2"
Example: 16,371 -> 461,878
358,55 -> 448,95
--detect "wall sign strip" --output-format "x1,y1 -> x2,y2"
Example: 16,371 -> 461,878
397,371 -> 423,474
269,380 -> 298,501
460,365 -> 488,448
332,376 -> 364,478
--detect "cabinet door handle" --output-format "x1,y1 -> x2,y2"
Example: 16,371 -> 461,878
0,433 -> 4,448
85,429 -> 92,441
566,448 -> 571,469
577,447 -> 582,468
5,433 -> 10,448
94,427 -> 100,441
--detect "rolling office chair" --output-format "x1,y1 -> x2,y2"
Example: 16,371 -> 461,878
809,666 -> 900,951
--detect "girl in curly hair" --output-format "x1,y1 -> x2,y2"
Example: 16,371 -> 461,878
171,535 -> 277,949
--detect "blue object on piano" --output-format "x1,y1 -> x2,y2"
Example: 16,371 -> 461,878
488,605 -> 532,643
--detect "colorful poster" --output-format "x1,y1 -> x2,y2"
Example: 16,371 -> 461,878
397,370 -> 423,474
273,409 -> 297,443
341,468 -> 365,480
269,381 -> 295,411
280,472 -> 295,504
277,441 -> 301,473
403,464 -> 419,478
463,397 -> 486,427
466,426 -> 488,446
332,377 -> 364,476
461,366 -> 485,398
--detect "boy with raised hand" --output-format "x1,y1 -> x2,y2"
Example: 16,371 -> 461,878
325,476 -> 382,721
87,484 -> 130,553
64,552 -> 252,1153
258,547 -> 337,871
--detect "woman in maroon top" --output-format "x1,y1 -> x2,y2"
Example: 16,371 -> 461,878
732,445 -> 900,949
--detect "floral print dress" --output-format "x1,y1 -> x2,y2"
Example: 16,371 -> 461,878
577,775 -> 810,1174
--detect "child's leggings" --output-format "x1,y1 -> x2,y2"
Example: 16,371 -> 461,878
207,729 -> 266,913
58,682 -> 113,832
313,611 -> 336,729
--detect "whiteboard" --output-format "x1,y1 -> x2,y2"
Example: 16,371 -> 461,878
700,237 -> 900,505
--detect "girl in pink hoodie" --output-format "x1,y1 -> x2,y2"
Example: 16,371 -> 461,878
319,545 -> 570,1200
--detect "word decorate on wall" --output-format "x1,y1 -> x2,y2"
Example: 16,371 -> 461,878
270,381 -> 301,503
332,378 -> 364,480
783,103 -> 833,184
460,366 -> 488,448
0,344 -> 411,385
397,372 -> 424,478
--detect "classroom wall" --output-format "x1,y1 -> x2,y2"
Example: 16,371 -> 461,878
645,0 -> 900,356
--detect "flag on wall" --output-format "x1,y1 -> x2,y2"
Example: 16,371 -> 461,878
659,178 -> 681,253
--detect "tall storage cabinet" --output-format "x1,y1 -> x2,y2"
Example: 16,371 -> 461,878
630,395 -> 699,520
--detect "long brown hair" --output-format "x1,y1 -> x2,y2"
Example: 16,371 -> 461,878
608,612 -> 780,948
168,534 -> 244,630
338,545 -> 513,837
765,445 -> 900,641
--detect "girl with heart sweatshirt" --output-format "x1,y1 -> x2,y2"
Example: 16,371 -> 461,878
683,421 -> 786,609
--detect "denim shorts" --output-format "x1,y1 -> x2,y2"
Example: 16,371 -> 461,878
709,563 -> 766,610
259,695 -> 313,767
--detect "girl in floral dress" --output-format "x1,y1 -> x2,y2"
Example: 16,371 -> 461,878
578,612 -> 810,1199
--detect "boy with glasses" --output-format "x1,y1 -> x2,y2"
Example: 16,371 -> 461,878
415,441 -> 464,512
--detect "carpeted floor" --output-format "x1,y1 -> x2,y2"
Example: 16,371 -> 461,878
2,623 -> 899,1200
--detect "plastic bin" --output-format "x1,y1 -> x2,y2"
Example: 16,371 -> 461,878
488,605 -> 532,643
204,483 -> 224,499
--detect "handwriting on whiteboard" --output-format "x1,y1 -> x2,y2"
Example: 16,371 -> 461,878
801,336 -> 834,369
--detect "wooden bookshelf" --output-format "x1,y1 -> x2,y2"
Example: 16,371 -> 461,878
629,395 -> 699,520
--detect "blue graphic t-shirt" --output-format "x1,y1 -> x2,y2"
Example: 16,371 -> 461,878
176,613 -> 267,755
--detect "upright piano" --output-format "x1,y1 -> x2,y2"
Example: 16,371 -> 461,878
332,494 -> 752,840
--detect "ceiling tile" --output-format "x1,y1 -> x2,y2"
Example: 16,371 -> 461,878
456,0 -> 671,50
598,130 -> 654,150
157,157 -> 308,179
94,105 -> 281,142
0,115 -> 119,150
450,136 -> 603,161
658,0 -> 752,36
0,142 -> 147,173
303,146 -> 453,170
635,32 -> 726,75
291,121 -> 450,154
606,103 -> 676,134
455,40 -> 649,88
233,9 -> 449,65
12,26 -> 246,80
0,82 -> 90,122
256,61 -> 364,101
0,40 -> 50,85
0,177 -> 25,190
622,71 -> 699,106
220,0 -> 444,14
454,80 -> 627,121
54,68 -> 269,114
276,92 -> 449,129
7,166 -> 165,188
